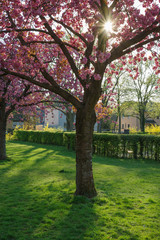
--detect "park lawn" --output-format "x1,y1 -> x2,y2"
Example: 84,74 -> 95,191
0,141 -> 159,240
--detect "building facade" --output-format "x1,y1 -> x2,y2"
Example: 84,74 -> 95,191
120,115 -> 160,132
44,109 -> 67,130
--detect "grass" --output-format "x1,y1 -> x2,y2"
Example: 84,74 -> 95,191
0,141 -> 159,240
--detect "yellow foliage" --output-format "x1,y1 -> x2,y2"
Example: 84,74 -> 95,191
43,123 -> 63,132
129,127 -> 138,134
6,133 -> 13,141
72,105 -> 77,113
43,123 -> 49,131
145,124 -> 160,135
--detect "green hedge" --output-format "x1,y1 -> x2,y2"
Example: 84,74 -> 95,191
91,133 -> 159,161
13,130 -> 160,161
93,134 -> 160,161
13,130 -> 64,146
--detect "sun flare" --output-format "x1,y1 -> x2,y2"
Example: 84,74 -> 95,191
104,21 -> 113,33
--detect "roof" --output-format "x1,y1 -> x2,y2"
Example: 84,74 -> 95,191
145,119 -> 156,124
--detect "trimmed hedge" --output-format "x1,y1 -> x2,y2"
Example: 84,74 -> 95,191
93,133 -> 160,161
13,130 -> 64,146
13,130 -> 160,161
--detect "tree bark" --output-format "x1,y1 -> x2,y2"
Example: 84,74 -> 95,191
139,104 -> 145,133
66,110 -> 75,131
75,108 -> 97,198
0,100 -> 7,160
118,106 -> 121,134
117,87 -> 121,134
97,120 -> 102,133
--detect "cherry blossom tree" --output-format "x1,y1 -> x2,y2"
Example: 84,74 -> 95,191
0,0 -> 160,197
0,75 -> 49,160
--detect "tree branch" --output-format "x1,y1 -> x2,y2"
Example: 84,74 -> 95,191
0,28 -> 49,35
39,15 -> 84,87
22,40 -> 80,51
108,25 -> 160,63
49,16 -> 88,45
122,36 -> 160,56
1,68 -> 82,109
110,0 -> 119,11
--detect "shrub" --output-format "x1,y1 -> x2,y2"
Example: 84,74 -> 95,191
13,130 -> 160,161
129,127 -> 138,134
63,132 -> 76,150
6,133 -> 13,141
145,125 -> 160,135
43,124 -> 63,132
13,129 -> 64,146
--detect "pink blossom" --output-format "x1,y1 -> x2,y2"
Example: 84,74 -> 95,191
89,55 -> 96,62
81,57 -> 88,64
85,34 -> 94,42
98,52 -> 111,63
110,64 -> 116,69
94,74 -> 101,81
80,68 -> 92,80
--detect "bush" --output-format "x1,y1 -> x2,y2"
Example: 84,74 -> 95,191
129,127 -> 140,134
13,129 -> 64,146
43,124 -> 63,132
13,130 -> 160,161
93,133 -> 160,160
145,125 -> 160,135
63,132 -> 76,150
6,133 -> 13,141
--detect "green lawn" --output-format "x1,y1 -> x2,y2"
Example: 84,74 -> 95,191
0,141 -> 159,240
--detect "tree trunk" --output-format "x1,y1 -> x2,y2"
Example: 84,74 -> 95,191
75,108 -> 97,198
118,106 -> 121,134
117,88 -> 121,134
0,100 -> 7,160
66,110 -> 75,131
97,120 -> 102,133
139,105 -> 145,133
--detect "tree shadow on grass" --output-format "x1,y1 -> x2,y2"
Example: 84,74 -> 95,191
7,141 -> 76,161
1,142 -> 99,239
2,141 -> 159,240
0,141 -> 90,239
39,195 -> 98,240
93,154 -> 160,168
0,143 -> 49,178
0,159 -> 98,240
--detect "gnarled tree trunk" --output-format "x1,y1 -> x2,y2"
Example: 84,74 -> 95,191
75,108 -> 97,198
0,100 -> 7,160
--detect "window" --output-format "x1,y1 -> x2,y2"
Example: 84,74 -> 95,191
122,124 -> 124,129
128,124 -> 130,128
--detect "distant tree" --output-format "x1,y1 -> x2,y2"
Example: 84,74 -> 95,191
123,55 -> 160,132
146,102 -> 160,120
103,61 -> 128,133
106,54 -> 160,133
